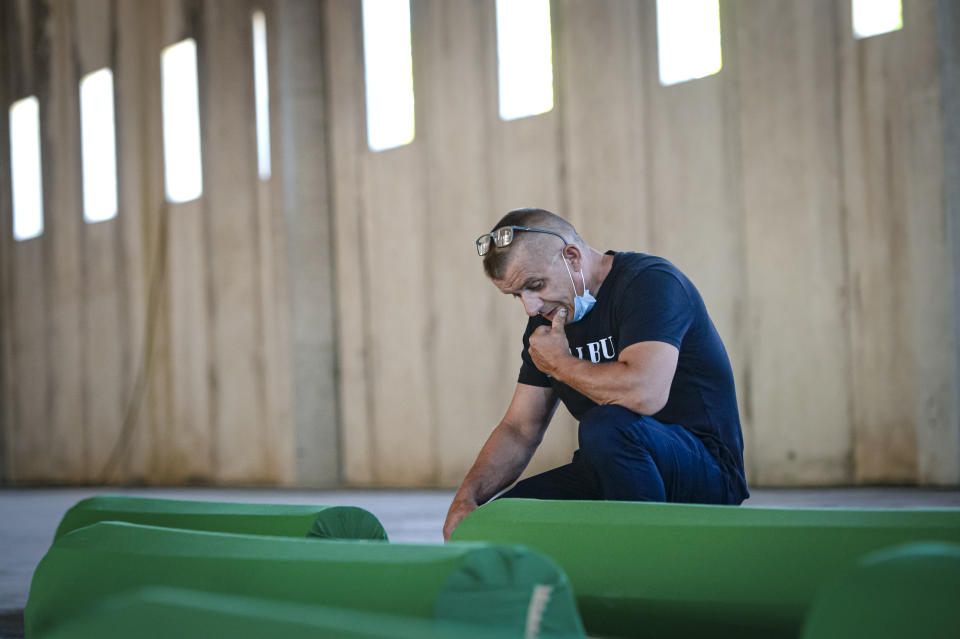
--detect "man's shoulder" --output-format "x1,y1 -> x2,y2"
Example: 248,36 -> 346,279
608,251 -> 687,288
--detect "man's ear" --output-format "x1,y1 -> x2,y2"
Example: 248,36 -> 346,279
561,244 -> 582,270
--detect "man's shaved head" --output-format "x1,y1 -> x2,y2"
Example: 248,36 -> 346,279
482,208 -> 582,280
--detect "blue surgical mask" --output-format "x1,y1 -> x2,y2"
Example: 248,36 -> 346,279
563,257 -> 596,322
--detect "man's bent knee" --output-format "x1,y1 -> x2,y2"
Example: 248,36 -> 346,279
578,404 -> 640,430
578,404 -> 648,458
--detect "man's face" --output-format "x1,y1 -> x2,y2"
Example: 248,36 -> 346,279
491,245 -> 574,324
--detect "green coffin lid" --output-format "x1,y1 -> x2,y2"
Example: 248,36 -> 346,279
42,586 -> 511,639
27,521 -> 585,639
801,542 -> 960,639
54,495 -> 388,541
451,499 -> 960,638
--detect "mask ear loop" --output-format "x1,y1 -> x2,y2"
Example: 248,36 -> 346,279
563,254 -> 585,297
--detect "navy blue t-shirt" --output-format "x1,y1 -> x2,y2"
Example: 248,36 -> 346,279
519,251 -> 748,500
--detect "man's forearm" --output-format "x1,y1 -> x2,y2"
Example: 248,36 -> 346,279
551,356 -> 661,415
528,312 -> 676,416
453,422 -> 541,506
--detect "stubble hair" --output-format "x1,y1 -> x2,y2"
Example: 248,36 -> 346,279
482,208 -> 582,280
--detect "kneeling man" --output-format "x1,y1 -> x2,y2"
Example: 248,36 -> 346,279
443,208 -> 749,540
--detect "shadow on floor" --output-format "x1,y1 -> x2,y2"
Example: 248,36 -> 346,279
0,610 -> 23,639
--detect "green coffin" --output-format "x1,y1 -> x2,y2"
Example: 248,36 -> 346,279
801,542 -> 960,639
54,495 -> 388,541
27,521 -> 585,639
42,586 -> 509,639
450,499 -> 960,638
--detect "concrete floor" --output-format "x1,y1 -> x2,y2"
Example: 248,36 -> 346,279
2,486 -> 959,637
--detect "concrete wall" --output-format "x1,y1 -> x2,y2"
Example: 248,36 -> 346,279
1,0 -> 956,487
0,0 -> 339,485
324,0 -> 958,487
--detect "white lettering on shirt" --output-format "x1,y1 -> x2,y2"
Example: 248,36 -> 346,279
572,336 -> 616,364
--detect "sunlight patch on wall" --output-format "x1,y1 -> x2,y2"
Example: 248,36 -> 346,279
161,38 -> 204,203
362,0 -> 416,151
656,0 -> 723,87
252,10 -> 272,179
80,68 -> 119,223
852,0 -> 902,39
495,0 -> 554,120
9,96 -> 44,241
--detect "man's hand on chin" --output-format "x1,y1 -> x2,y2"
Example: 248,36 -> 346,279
528,307 -> 572,377
443,495 -> 478,542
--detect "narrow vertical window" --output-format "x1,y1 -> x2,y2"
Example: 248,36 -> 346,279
361,0 -> 415,151
495,0 -> 554,121
9,96 -> 44,241
79,68 -> 118,223
252,10 -> 271,179
852,0 -> 902,39
656,0 -> 723,87
161,38 -> 203,203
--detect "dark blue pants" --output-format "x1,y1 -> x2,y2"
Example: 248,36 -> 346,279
500,404 -> 738,504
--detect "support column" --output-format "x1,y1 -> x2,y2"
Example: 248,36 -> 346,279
937,0 -> 960,483
275,0 -> 340,486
